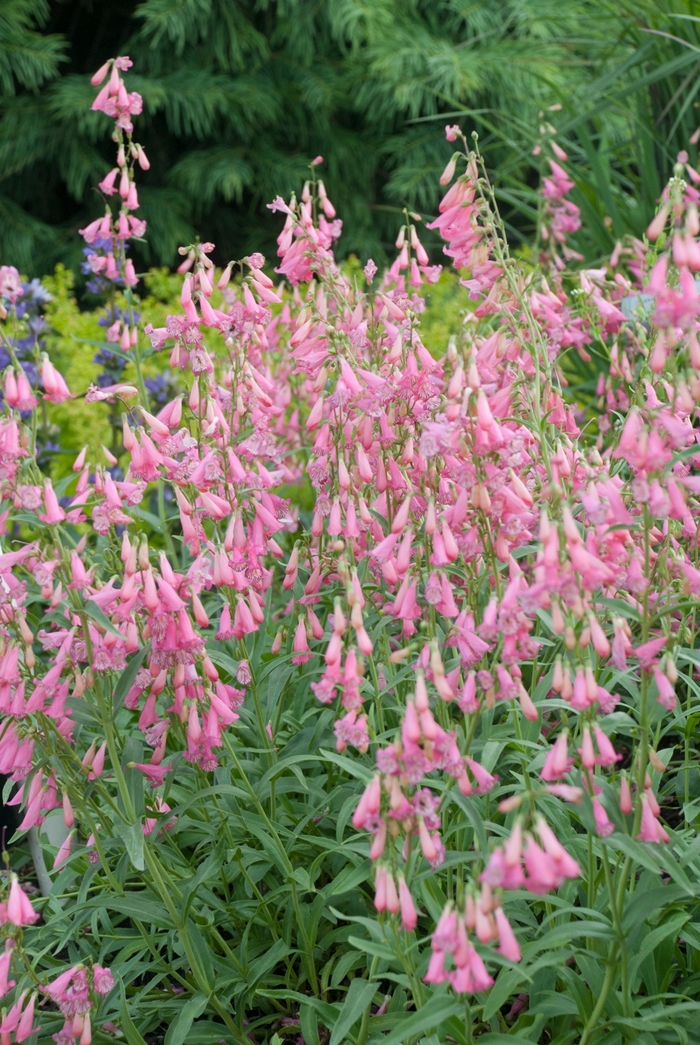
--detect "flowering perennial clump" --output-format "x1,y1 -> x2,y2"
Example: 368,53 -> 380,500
0,56 -> 699,1044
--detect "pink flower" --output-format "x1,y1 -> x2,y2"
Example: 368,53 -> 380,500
334,710 -> 369,753
522,836 -> 559,894
450,939 -> 494,994
39,479 -> 66,524
0,945 -> 16,997
15,992 -> 37,1042
592,798 -> 615,837
291,616 -> 312,664
41,357 -> 72,403
7,875 -> 39,926
654,668 -> 676,711
593,725 -> 621,767
398,876 -> 418,931
0,266 -> 22,302
619,777 -> 633,815
494,906 -> 521,962
541,731 -> 573,781
93,964 -> 114,995
636,792 -> 669,844
353,775 -> 381,830
0,990 -> 27,1035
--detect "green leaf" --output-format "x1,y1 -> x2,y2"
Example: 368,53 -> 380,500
477,1036 -> 549,1045
622,884 -> 690,932
605,834 -> 694,896
244,815 -> 292,876
186,922 -> 216,989
529,991 -> 580,1017
164,992 -> 209,1045
320,748 -> 373,783
182,839 -> 227,920
256,989 -> 338,1027
597,597 -> 641,623
300,1004 -> 320,1045
482,968 -> 530,1021
112,643 -> 151,717
628,911 -> 690,983
329,978 -> 378,1045
122,736 -> 145,818
85,893 -> 173,928
374,993 -> 463,1045
119,978 -> 149,1045
205,649 -> 241,678
247,938 -> 290,993
83,597 -> 124,638
114,821 -> 145,871
347,935 -> 396,962
323,862 -> 370,899
128,504 -> 166,532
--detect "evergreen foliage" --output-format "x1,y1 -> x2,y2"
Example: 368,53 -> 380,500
1,0 -> 700,276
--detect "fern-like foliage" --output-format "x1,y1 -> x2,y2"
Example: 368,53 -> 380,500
0,0 -> 65,95
1,0 -> 699,277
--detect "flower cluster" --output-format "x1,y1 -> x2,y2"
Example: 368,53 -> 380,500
79,56 -> 147,304
0,56 -> 698,1041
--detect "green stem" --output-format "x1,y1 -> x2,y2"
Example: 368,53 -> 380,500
601,846 -> 629,1018
158,481 -> 177,559
390,921 -> 424,1008
356,956 -> 380,1045
578,943 -> 618,1045
368,653 -> 386,735
133,918 -> 191,990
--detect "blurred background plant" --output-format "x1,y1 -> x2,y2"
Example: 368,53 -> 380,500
3,0 -> 700,279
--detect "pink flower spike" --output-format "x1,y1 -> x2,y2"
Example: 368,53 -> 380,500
0,946 -> 16,997
385,871 -> 400,915
653,668 -> 677,711
88,741 -> 107,780
494,906 -> 521,962
592,798 -> 615,837
44,965 -> 81,999
577,726 -> 596,770
541,731 -> 573,781
7,875 -> 39,926
398,876 -> 418,932
636,792 -> 670,844
41,356 -> 73,403
374,866 -> 387,912
53,831 -> 74,870
40,479 -> 66,524
91,60 -> 111,86
464,756 -> 497,794
93,964 -> 115,995
619,777 -> 633,816
85,383 -> 140,402
593,725 -> 621,767
352,774 -> 381,830
546,784 -> 584,803
98,168 -> 119,195
0,990 -> 27,1034
15,992 -> 37,1042
80,1010 -> 91,1045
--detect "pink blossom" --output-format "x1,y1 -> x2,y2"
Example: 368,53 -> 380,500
7,875 -> 39,926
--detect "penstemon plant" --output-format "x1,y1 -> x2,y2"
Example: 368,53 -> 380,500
0,56 -> 700,1045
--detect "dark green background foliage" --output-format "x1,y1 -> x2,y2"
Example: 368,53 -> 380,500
3,0 -> 700,276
